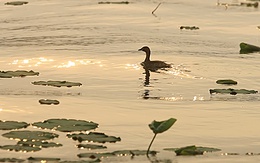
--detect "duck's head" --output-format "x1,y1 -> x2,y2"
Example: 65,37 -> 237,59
138,46 -> 151,54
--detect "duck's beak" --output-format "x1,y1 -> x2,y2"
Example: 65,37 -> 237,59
138,48 -> 142,51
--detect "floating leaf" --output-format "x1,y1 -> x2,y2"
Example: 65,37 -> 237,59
98,1 -> 129,4
112,150 -> 157,156
0,70 -> 39,78
240,42 -> 260,54
0,158 -> 25,162
67,132 -> 121,143
27,157 -> 60,162
39,99 -> 60,105
77,144 -> 107,150
180,26 -> 199,30
149,118 -> 177,134
32,119 -> 98,132
2,130 -> 59,141
209,88 -> 258,95
4,1 -> 28,5
17,140 -> 62,148
77,152 -> 115,159
0,121 -> 29,130
32,80 -> 82,87
60,159 -> 101,163
164,145 -> 221,156
216,79 -> 238,85
0,145 -> 41,152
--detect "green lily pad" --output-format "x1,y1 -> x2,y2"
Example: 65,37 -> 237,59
164,145 -> 221,156
39,99 -> 60,105
77,144 -> 107,150
240,42 -> 260,54
0,121 -> 29,130
0,70 -> 39,78
0,158 -> 25,162
67,132 -> 121,143
149,118 -> 177,134
60,159 -> 101,163
0,145 -> 41,152
209,88 -> 258,95
17,140 -> 62,148
112,150 -> 157,156
32,119 -> 98,132
32,80 -> 82,87
4,1 -> 28,5
2,130 -> 59,141
77,152 -> 115,159
27,157 -> 60,162
216,79 -> 238,85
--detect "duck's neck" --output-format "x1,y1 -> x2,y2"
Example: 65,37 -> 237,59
144,51 -> 151,62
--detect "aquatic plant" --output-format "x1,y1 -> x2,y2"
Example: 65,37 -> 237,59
0,121 -> 29,130
180,26 -> 199,30
67,132 -> 121,143
4,1 -> 28,6
32,80 -> 82,87
209,88 -> 258,95
216,79 -> 238,85
240,42 -> 260,54
147,118 -> 177,157
39,99 -> 60,105
0,70 -> 39,78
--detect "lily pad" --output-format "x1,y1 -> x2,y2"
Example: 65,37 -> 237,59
39,99 -> 60,105
77,152 -> 115,159
240,2 -> 258,7
98,1 -> 129,4
17,140 -> 62,148
0,121 -> 29,130
164,145 -> 221,156
0,145 -> 41,152
112,150 -> 157,156
180,26 -> 199,30
60,160 -> 101,163
0,70 -> 39,78
2,130 -> 59,141
240,42 -> 260,54
27,157 -> 60,162
67,132 -> 121,143
77,144 -> 107,150
32,80 -> 82,87
216,79 -> 238,85
0,158 -> 25,162
209,88 -> 258,95
32,119 -> 98,132
4,1 -> 28,5
149,118 -> 177,134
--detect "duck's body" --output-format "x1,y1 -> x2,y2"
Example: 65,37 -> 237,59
138,46 -> 171,70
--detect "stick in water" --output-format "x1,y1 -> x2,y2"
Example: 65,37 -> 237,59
152,3 -> 162,15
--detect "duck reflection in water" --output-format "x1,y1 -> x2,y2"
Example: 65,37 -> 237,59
138,46 -> 172,99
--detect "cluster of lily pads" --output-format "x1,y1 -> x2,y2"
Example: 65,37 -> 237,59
210,79 -> 258,95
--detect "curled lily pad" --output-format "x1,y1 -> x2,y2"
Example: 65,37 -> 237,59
2,130 -> 59,141
164,145 -> 221,156
17,140 -> 62,148
4,1 -> 28,5
0,158 -> 25,162
0,70 -> 39,78
67,132 -> 121,143
77,144 -> 107,150
209,88 -> 258,95
149,118 -> 177,134
0,121 -> 29,130
27,157 -> 60,162
32,80 -> 82,87
240,42 -> 260,54
0,145 -> 41,152
32,119 -> 98,132
39,99 -> 60,105
216,79 -> 237,85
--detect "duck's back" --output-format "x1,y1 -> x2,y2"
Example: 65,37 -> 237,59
141,60 -> 171,70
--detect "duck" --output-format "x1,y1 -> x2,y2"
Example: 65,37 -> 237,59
138,46 -> 171,71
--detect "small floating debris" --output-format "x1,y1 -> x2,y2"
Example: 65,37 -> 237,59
4,1 -> 28,5
164,145 -> 221,156
216,79 -> 238,85
180,26 -> 199,30
209,88 -> 258,95
98,1 -> 129,4
240,42 -> 260,54
0,70 -> 39,78
32,80 -> 82,87
39,99 -> 60,105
